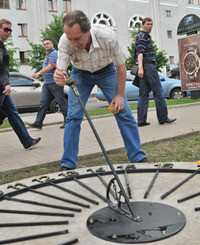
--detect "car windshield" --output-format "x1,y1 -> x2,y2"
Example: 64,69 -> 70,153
10,76 -> 34,86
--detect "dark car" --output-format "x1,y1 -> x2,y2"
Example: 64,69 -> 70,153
9,72 -> 68,113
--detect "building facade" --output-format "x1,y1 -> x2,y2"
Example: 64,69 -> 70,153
1,0 -> 200,76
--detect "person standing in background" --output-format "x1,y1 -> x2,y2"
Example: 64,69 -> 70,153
136,17 -> 176,127
0,19 -> 41,149
29,38 -> 68,129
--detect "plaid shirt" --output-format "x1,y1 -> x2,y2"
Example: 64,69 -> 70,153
57,24 -> 128,73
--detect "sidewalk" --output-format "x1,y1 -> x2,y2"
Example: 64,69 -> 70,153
0,102 -> 200,172
0,102 -> 200,245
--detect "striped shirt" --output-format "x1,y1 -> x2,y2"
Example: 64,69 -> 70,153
43,48 -> 58,84
136,31 -> 156,64
57,24 -> 128,73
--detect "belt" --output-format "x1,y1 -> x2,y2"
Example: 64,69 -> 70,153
72,62 -> 114,75
145,61 -> 156,65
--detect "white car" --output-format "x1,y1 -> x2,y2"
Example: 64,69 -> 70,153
9,72 -> 68,113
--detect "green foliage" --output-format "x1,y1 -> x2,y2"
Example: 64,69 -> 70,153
152,40 -> 168,72
27,41 -> 46,74
40,14 -> 64,50
27,14 -> 72,76
126,27 -> 168,72
5,38 -> 20,72
125,27 -> 140,70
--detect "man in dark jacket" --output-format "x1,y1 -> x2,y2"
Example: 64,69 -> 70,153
0,19 -> 41,149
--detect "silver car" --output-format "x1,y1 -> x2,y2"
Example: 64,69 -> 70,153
9,72 -> 68,113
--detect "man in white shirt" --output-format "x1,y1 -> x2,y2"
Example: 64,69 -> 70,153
54,10 -> 148,170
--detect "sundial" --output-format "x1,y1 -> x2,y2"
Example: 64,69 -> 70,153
0,78 -> 199,245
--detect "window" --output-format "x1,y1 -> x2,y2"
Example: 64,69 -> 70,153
167,30 -> 172,38
48,0 -> 57,12
0,0 -> 9,9
20,51 -> 29,65
10,76 -> 33,86
129,16 -> 143,29
166,10 -> 172,17
92,13 -> 116,27
188,0 -> 194,4
63,0 -> 71,12
169,56 -> 174,64
16,0 -> 26,10
18,24 -> 28,37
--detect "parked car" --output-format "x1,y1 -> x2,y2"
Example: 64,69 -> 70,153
9,72 -> 68,113
96,72 -> 190,101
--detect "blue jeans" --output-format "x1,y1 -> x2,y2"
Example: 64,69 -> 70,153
137,64 -> 168,124
61,63 -> 146,168
34,82 -> 68,126
0,86 -> 34,149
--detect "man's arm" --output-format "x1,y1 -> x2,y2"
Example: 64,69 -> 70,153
32,64 -> 55,79
137,53 -> 144,78
3,84 -> 11,96
110,63 -> 126,114
0,45 -> 10,87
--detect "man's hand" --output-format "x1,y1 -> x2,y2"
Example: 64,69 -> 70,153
32,73 -> 40,79
138,67 -> 144,78
54,69 -> 68,86
3,84 -> 11,96
110,95 -> 124,114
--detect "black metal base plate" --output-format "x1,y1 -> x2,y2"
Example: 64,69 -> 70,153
87,201 -> 186,243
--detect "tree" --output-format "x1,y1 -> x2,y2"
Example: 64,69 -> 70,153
125,27 -> 139,71
126,27 -> 168,72
27,41 -> 46,75
5,38 -> 20,72
27,14 -> 72,76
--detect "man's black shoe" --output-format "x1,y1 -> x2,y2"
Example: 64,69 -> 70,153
60,166 -> 74,171
159,118 -> 176,125
138,122 -> 151,127
26,137 -> 41,150
137,157 -> 149,163
60,122 -> 65,129
29,123 -> 42,129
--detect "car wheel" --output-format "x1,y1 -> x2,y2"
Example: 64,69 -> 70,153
170,88 -> 185,99
49,97 -> 68,114
49,99 -> 59,113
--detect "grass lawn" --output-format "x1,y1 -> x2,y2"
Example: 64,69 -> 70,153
0,131 -> 199,185
0,97 -> 200,185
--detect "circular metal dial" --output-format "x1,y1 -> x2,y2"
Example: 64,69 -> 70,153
184,52 -> 198,74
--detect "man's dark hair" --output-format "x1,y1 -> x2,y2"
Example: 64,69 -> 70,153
142,17 -> 153,25
43,38 -> 53,43
62,10 -> 91,33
